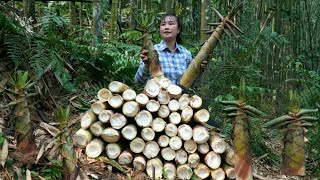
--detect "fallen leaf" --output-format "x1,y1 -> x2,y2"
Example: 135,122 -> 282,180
0,139 -> 8,167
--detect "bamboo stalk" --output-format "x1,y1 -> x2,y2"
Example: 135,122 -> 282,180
135,93 -> 149,106
108,81 -> 130,93
158,105 -> 170,119
161,147 -> 176,161
85,138 -> 104,158
163,162 -> 176,180
122,101 -> 140,117
141,127 -> 155,141
194,163 -> 210,179
169,136 -> 182,150
177,124 -> 193,141
73,128 -> 92,148
165,123 -> 178,137
101,127 -> 120,143
176,164 -> 193,180
106,143 -> 122,159
130,137 -> 145,154
143,141 -> 160,159
121,124 -> 137,140
122,89 -> 137,101
135,110 -> 153,127
110,113 -> 127,129
151,117 -> 166,133
211,167 -> 226,180
188,152 -> 200,168
158,135 -> 170,148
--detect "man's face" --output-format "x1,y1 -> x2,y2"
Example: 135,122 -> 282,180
160,16 -> 179,42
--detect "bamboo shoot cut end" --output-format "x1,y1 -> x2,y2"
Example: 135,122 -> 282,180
144,80 -> 161,98
146,100 -> 160,112
122,89 -> 137,101
141,127 -> 155,141
146,158 -> 163,179
184,140 -> 197,154
205,151 -> 221,169
121,124 -> 137,140
135,93 -> 149,106
194,163 -> 210,179
181,106 -> 193,123
163,162 -> 177,180
158,105 -> 170,119
108,81 -> 129,93
169,136 -> 182,150
157,90 -> 171,105
81,111 -> 96,129
97,88 -> 112,102
118,150 -> 133,165
211,167 -> 225,180
178,124 -> 193,141
106,143 -> 121,159
193,125 -> 210,144
122,101 -> 140,117
135,110 -> 153,127
177,164 -> 193,180
209,135 -> 227,154
73,129 -> 93,148
108,95 -> 124,109
98,110 -> 114,123
197,143 -> 210,154
91,101 -> 107,115
158,135 -> 170,147
190,95 -> 202,109
101,128 -> 120,143
194,109 -> 210,123
165,123 -> 178,137
179,94 -> 191,110
85,138 -> 104,158
161,147 -> 176,161
133,155 -> 146,171
152,117 -> 166,132
90,121 -> 105,136
168,99 -> 180,112
222,164 -> 235,179
175,149 -> 188,165
188,153 -> 200,168
167,84 -> 182,99
143,141 -> 160,159
158,77 -> 172,89
169,112 -> 181,124
130,137 -> 145,154
110,113 -> 127,129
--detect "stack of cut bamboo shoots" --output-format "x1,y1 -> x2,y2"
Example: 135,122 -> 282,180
73,78 -> 236,179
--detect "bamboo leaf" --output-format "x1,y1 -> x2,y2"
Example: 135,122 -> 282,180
220,100 -> 240,106
263,115 -> 294,128
223,107 -> 239,112
298,116 -> 318,122
243,105 -> 267,116
296,109 -> 318,117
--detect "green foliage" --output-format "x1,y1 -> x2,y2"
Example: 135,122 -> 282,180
0,132 -> 5,146
39,159 -> 64,180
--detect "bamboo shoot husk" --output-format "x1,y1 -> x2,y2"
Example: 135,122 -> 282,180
181,106 -> 193,123
122,101 -> 140,117
141,127 -> 155,141
85,138 -> 104,158
122,89 -> 137,101
110,113 -> 127,129
175,149 -> 188,165
73,129 -> 92,148
118,150 -> 133,165
97,88 -> 112,102
169,112 -> 181,124
194,109 -> 210,123
90,121 -> 105,136
98,110 -> 114,123
176,164 -> 193,180
133,155 -> 146,171
211,167 -> 226,180
188,153 -> 200,168
151,118 -> 166,132
158,105 -> 170,119
101,127 -> 120,143
205,151 -> 221,169
169,136 -> 182,150
163,162 -> 176,180
209,134 -> 227,154
157,90 -> 171,104
146,100 -> 160,112
194,163 -> 210,179
197,143 -> 210,154
108,81 -> 130,93
158,135 -> 170,147
108,94 -> 124,109
121,124 -> 137,140
135,93 -> 149,106
189,95 -> 202,109
161,147 -> 176,161
222,164 -> 236,179
81,111 -> 96,129
165,123 -> 178,137
91,101 -> 107,115
178,124 -> 193,141
158,77 -> 172,89
106,143 -> 121,159
135,110 -> 153,127
144,80 -> 161,98
184,139 -> 197,153
146,158 -> 163,179
193,125 -> 210,144
130,137 -> 145,153
167,84 -> 182,99
143,141 -> 160,159
178,94 -> 190,110
168,99 -> 179,112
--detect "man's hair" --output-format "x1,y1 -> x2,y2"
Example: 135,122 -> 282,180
160,13 -> 182,44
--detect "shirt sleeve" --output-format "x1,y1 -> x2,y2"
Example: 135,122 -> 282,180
134,60 -> 150,85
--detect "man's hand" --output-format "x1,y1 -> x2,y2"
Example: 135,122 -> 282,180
140,49 -> 149,63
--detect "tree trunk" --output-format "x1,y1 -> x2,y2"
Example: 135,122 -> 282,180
93,0 -> 104,43
166,0 -> 174,14
23,0 -> 35,20
69,1 -> 77,26
129,0 -> 135,29
110,0 -> 118,41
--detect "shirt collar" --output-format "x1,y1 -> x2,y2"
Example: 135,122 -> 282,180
159,40 -> 182,52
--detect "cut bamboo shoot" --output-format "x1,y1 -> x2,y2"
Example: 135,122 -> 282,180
98,110 -> 114,123
97,88 -> 112,102
122,89 -> 137,101
224,144 -> 235,166
169,112 -> 181,124
91,101 -> 107,115
146,99 -> 160,112
197,143 -> 210,154
130,137 -> 145,154
188,153 -> 200,168
222,164 -> 236,179
90,121 -> 105,136
143,141 -> 160,159
176,164 -> 193,180
189,95 -> 202,109
194,163 -> 210,179
146,158 -> 163,179
175,149 -> 188,165
209,134 -> 227,154
158,135 -> 170,147
168,99 -> 180,112
141,127 -> 155,141
158,105 -> 170,119
108,81 -> 129,93
205,151 -> 221,169
163,162 -> 176,180
108,94 -> 124,109
211,167 -> 226,180
73,129 -> 93,148
158,77 -> 172,89
184,140 -> 197,153
85,138 -> 104,158
178,94 -> 191,110
135,110 -> 153,127
81,111 -> 96,129
110,113 -> 127,129
133,155 -> 146,171
167,84 -> 182,99
121,124 -> 137,140
101,127 -> 120,143
161,147 -> 176,161
193,125 -> 210,144
181,106 -> 193,123
157,90 -> 171,105
165,123 -> 178,137
122,101 -> 140,117
106,143 -> 121,159
144,80 -> 161,98
135,93 -> 149,106
118,150 -> 133,165
151,118 -> 166,132
169,136 -> 182,150
178,124 -> 193,141
194,109 -> 210,123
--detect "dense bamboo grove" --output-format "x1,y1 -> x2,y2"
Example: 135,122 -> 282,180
0,0 -> 319,179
